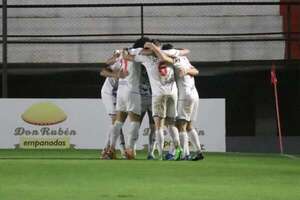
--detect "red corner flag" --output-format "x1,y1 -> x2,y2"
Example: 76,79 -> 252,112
271,64 -> 278,85
271,64 -> 283,154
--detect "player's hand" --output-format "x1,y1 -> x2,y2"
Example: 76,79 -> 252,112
113,49 -> 121,57
118,68 -> 129,79
144,42 -> 154,49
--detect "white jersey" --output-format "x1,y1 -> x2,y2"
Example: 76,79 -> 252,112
115,48 -> 143,114
134,54 -> 177,97
163,49 -> 181,57
174,56 -> 199,99
101,61 -> 120,97
118,55 -> 141,94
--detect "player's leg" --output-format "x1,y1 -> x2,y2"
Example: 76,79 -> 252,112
126,111 -> 141,159
166,118 -> 182,161
186,98 -> 204,161
100,92 -> 117,159
187,123 -> 204,161
119,128 -> 126,158
165,94 -> 182,160
152,95 -> 167,160
176,119 -> 190,160
146,110 -> 156,159
176,98 -> 194,160
108,113 -> 126,158
106,90 -> 128,159
143,95 -> 156,160
108,111 -> 127,159
125,93 -> 142,159
153,116 -> 165,160
149,114 -> 156,159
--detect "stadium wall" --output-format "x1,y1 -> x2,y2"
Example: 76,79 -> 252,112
0,0 -> 284,62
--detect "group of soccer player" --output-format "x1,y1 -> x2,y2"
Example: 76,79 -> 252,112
100,37 -> 204,161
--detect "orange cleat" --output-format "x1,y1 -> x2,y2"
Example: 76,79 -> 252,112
124,148 -> 135,160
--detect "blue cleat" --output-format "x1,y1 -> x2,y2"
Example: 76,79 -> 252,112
165,152 -> 175,160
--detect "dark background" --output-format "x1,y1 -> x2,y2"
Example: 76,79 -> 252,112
1,62 -> 299,138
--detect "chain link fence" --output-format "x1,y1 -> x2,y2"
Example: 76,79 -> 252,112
2,1 -> 299,63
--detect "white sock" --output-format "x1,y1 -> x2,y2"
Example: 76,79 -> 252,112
127,121 -> 140,149
110,121 -> 123,149
182,131 -> 190,156
119,129 -> 126,151
155,129 -> 164,157
105,124 -> 112,149
189,128 -> 202,153
168,126 -> 181,148
179,133 -> 184,150
148,129 -> 156,156
168,142 -> 175,155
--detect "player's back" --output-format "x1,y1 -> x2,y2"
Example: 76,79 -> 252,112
135,54 -> 177,97
174,56 -> 197,98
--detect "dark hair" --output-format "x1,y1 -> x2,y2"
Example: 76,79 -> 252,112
161,43 -> 174,50
151,39 -> 161,46
132,37 -> 151,48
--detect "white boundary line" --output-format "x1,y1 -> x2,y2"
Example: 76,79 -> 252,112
281,154 -> 300,160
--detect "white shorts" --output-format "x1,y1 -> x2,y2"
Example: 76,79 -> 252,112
101,92 -> 117,117
116,87 -> 141,115
152,94 -> 177,119
177,96 -> 199,122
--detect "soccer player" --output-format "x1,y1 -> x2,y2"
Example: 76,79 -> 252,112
105,38 -> 152,159
140,66 -> 156,159
163,44 -> 204,161
100,50 -> 126,159
123,42 -> 182,160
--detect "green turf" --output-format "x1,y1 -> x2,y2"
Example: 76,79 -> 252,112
0,149 -> 300,200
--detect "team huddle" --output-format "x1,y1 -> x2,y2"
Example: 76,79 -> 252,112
100,37 -> 204,161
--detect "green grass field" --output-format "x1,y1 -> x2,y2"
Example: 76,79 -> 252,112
0,149 -> 299,200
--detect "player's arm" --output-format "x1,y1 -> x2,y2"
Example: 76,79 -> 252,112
186,66 -> 199,76
101,67 -> 128,79
144,42 -> 174,64
122,48 -> 135,61
178,66 -> 199,77
100,67 -> 119,79
163,48 -> 190,57
105,50 -> 121,65
140,48 -> 154,56
178,48 -> 190,56
122,48 -> 148,67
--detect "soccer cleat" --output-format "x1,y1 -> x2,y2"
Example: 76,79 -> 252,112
192,152 -> 204,161
104,147 -> 117,160
174,148 -> 183,161
182,155 -> 192,161
124,148 -> 135,160
165,152 -> 174,160
147,154 -> 155,160
101,150 -> 114,159
100,148 -> 111,160
100,148 -> 106,158
120,149 -> 127,159
157,155 -> 163,161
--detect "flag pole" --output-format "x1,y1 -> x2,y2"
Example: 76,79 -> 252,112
271,64 -> 283,154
